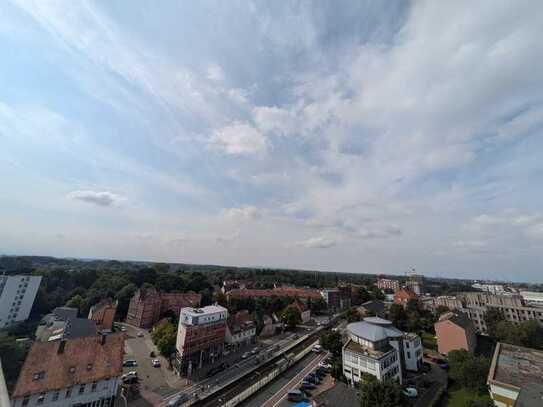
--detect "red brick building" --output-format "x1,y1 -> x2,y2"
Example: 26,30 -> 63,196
225,287 -> 322,302
88,298 -> 117,332
434,312 -> 477,354
377,277 -> 401,292
174,305 -> 228,374
393,288 -> 418,306
126,287 -> 201,329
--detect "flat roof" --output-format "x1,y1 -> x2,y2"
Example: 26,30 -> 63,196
344,339 -> 394,360
488,343 -> 543,390
181,305 -> 227,316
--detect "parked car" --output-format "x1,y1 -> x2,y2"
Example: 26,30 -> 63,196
312,345 -> 323,353
314,369 -> 326,379
167,393 -> 190,406
304,374 -> 320,384
137,331 -> 144,337
207,363 -> 228,377
287,389 -> 306,402
122,371 -> 138,384
123,360 -> 137,367
251,347 -> 259,355
152,359 -> 161,368
403,387 -> 418,398
438,361 -> 449,370
241,352 -> 250,359
300,381 -> 316,390
318,362 -> 332,370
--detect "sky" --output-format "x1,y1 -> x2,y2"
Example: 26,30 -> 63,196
1,1 -> 543,283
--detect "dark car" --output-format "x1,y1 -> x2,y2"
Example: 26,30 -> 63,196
300,381 -> 316,390
304,374 -> 320,384
314,368 -> 327,378
438,361 -> 449,370
206,363 -> 228,377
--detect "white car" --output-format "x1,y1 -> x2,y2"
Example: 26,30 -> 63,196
137,331 -> 144,337
318,362 -> 332,370
312,345 -> 323,353
241,352 -> 250,359
403,387 -> 418,398
152,359 -> 161,368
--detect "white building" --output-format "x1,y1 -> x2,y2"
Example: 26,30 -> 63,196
0,275 -> 41,329
342,317 -> 422,385
11,333 -> 124,407
472,283 -> 506,294
519,291 -> 543,306
225,310 -> 256,348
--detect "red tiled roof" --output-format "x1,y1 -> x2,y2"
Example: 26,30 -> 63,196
289,298 -> 308,312
12,333 -> 124,398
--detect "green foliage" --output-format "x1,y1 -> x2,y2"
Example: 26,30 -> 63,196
282,306 -> 302,329
151,321 -> 177,358
0,336 -> 28,391
388,304 -> 408,331
320,330 -> 343,356
359,376 -> 405,407
483,308 -> 504,338
309,297 -> 328,314
494,320 -> 543,350
448,350 -> 490,392
346,307 -> 361,322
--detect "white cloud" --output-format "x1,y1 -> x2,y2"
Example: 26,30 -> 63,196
207,64 -> 225,82
67,190 -> 125,207
295,236 -> 337,249
212,122 -> 266,155
223,205 -> 261,221
216,232 -> 240,245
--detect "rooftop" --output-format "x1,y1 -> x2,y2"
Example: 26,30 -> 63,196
347,318 -> 403,342
436,311 -> 474,330
12,333 -> 124,398
344,338 -> 395,360
181,305 -> 227,316
488,342 -> 543,390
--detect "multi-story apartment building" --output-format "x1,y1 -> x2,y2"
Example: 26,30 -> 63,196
225,310 -> 256,348
426,292 -> 543,334
11,333 -> 124,407
376,277 -> 400,293
342,317 -> 422,385
88,299 -> 117,332
174,305 -> 228,375
0,274 -> 41,329
487,342 -> 543,407
126,287 -> 201,329
519,291 -> 543,306
472,283 -> 506,294
406,274 -> 425,296
320,288 -> 351,312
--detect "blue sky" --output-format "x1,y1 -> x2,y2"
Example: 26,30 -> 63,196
1,1 -> 543,282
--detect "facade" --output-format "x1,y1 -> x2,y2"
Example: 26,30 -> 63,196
35,307 -> 97,342
11,333 -> 124,407
434,312 -> 477,355
487,342 -> 543,407
472,283 -> 506,294
0,274 -> 41,329
376,278 -> 400,293
88,299 -> 117,332
174,305 -> 228,375
519,291 -> 543,306
126,287 -> 201,329
406,274 -> 425,296
342,317 -> 422,386
393,288 -> 418,306
431,292 -> 543,334
225,310 -> 256,347
320,289 -> 351,312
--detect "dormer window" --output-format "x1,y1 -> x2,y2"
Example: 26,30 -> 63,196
33,371 -> 45,381
87,363 -> 93,370
68,366 -> 76,374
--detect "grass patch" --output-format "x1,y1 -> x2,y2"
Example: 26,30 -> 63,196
438,382 -> 492,407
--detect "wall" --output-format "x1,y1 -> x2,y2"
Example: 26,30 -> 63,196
0,275 -> 41,329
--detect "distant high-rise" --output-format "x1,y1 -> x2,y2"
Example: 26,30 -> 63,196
0,274 -> 41,329
406,273 -> 425,296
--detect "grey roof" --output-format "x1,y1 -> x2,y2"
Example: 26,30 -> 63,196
515,383 -> 543,407
52,307 -> 79,320
65,318 -> 97,339
347,319 -> 403,342
360,300 -> 385,316
363,316 -> 392,326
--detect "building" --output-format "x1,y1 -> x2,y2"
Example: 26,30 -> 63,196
472,283 -> 506,294
434,312 -> 477,355
357,300 -> 386,318
519,291 -> 543,306
225,310 -> 256,348
221,280 -> 253,294
487,342 -> 543,407
225,287 -> 322,302
88,299 -> 117,332
320,288 -> 351,313
0,358 -> 9,407
174,305 -> 228,375
35,307 -> 97,342
285,298 -> 311,323
0,274 -> 41,329
342,317 -> 422,386
126,287 -> 201,329
11,333 -> 124,407
406,274 -> 425,296
393,288 -> 418,306
376,278 -> 400,293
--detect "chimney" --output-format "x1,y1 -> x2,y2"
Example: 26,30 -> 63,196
101,333 -> 107,346
58,339 -> 66,354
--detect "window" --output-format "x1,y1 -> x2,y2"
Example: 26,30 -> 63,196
37,392 -> 46,405
79,384 -> 86,394
406,351 -> 411,359
52,390 -> 60,401
91,382 -> 97,392
66,386 -> 73,398
405,342 -> 410,348
22,396 -> 30,406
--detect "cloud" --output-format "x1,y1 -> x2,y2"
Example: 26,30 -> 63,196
211,122 -> 267,154
223,205 -> 261,221
207,64 -> 225,81
295,236 -> 337,249
67,190 -> 125,207
216,232 -> 240,245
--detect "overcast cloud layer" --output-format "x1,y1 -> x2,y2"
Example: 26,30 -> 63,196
1,1 -> 543,282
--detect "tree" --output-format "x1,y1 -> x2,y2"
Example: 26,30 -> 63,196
495,320 -> 543,350
359,375 -> 405,407
151,321 -> 177,358
282,306 -> 301,330
387,304 -> 408,331
448,350 -> 490,392
320,331 -> 343,356
0,336 -> 28,391
309,297 -> 328,314
346,307 -> 361,323
435,305 -> 450,317
483,308 -> 504,338
115,283 -> 137,320
65,294 -> 84,314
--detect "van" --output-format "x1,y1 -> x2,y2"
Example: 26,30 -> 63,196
287,389 -> 305,402
312,345 -> 323,353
